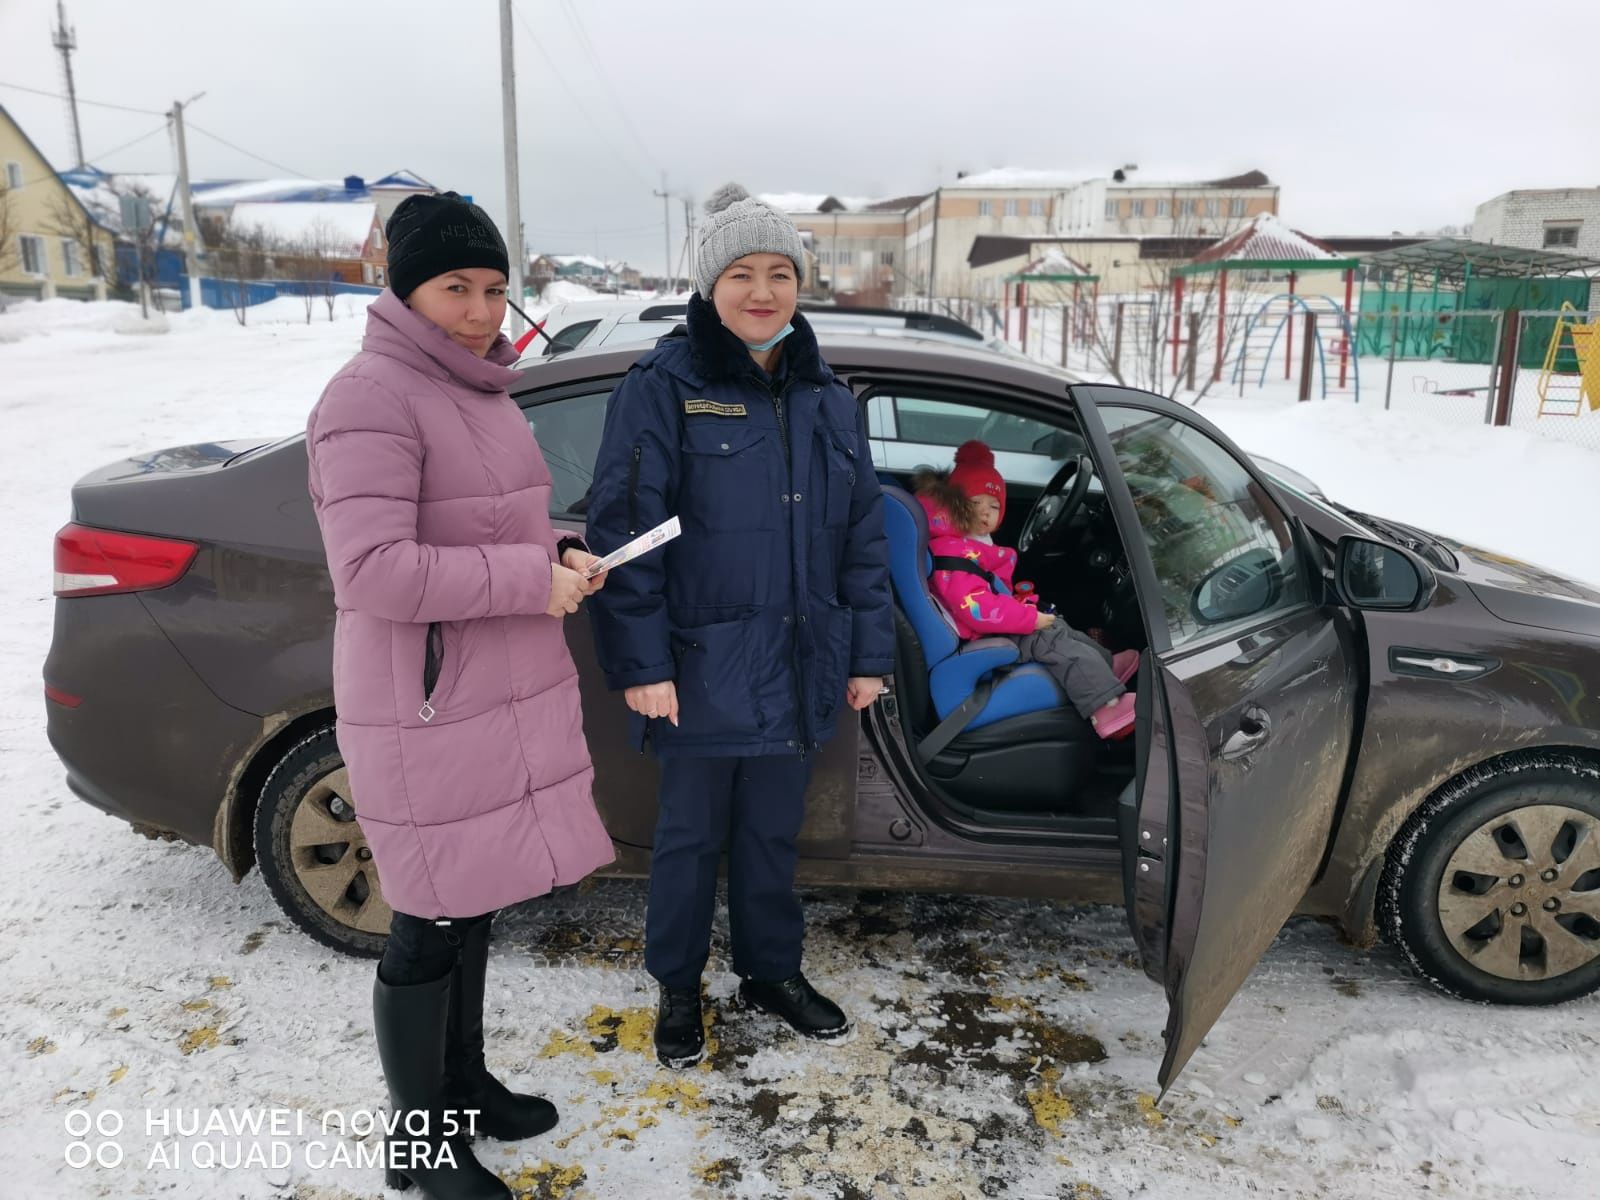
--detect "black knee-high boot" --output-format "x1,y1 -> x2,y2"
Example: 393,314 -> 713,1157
372,969 -> 511,1199
443,919 -> 558,1141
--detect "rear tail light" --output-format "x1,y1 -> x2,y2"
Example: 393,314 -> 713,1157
53,523 -> 198,598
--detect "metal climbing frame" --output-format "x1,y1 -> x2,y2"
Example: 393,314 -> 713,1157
1231,292 -> 1361,402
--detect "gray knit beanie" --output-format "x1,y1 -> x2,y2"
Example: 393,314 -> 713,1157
695,184 -> 806,299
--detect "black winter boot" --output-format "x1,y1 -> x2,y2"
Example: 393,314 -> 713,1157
443,919 -> 558,1141
739,973 -> 851,1041
654,983 -> 706,1069
373,970 -> 510,1199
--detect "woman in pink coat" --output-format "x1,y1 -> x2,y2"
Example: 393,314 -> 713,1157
306,192 -> 614,1200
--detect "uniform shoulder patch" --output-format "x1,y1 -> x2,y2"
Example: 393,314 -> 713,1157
683,399 -> 747,417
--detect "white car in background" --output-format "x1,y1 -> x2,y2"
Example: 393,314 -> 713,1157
514,298 -> 1013,361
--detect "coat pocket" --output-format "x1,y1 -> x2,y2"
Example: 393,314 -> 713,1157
418,621 -> 463,722
822,428 -> 858,529
810,600 -> 854,724
679,424 -> 775,533
671,611 -> 763,737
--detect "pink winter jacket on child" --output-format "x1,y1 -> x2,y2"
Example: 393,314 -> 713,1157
917,495 -> 1038,638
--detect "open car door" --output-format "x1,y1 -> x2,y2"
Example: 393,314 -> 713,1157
1075,386 -> 1359,1093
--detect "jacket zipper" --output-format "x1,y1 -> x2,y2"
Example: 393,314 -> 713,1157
420,621 -> 444,722
765,372 -> 810,758
627,445 -> 642,536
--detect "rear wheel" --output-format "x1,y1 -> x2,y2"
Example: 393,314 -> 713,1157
254,728 -> 391,958
1380,753 -> 1600,1004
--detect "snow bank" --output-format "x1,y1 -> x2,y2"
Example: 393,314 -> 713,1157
1203,396 -> 1600,585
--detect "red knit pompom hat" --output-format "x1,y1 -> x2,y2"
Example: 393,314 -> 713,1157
948,440 -> 1005,522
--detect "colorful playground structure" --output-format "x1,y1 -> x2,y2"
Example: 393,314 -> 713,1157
1538,303 -> 1600,417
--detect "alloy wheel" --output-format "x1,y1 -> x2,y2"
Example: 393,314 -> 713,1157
1438,803 -> 1600,980
288,767 -> 392,935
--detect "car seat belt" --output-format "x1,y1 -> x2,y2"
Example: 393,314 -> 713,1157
917,673 -> 1000,763
929,555 -> 1003,590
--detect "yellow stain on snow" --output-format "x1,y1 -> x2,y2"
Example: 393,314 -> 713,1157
500,1159 -> 585,1197
583,1005 -> 656,1056
107,1007 -> 128,1020
1223,1114 -> 1244,1128
1196,1131 -> 1218,1147
1025,1066 -> 1075,1134
208,976 -> 233,990
642,1077 -> 708,1112
1137,1094 -> 1165,1126
694,1156 -> 741,1184
180,999 -> 212,1012
26,1037 -> 57,1057
179,1026 -> 219,1056
538,1029 -> 597,1059
586,1068 -> 617,1085
108,1065 -> 128,1085
1055,1155 -> 1075,1167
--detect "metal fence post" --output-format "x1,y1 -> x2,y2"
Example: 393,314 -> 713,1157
1062,303 -> 1070,369
1113,301 -> 1125,375
1298,312 -> 1316,402
1384,313 -> 1399,410
1186,311 -> 1199,390
1492,308 -> 1520,427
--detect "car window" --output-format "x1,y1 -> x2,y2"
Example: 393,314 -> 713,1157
862,390 -> 1079,485
598,321 -> 677,348
523,389 -> 612,516
543,320 -> 600,357
1097,405 -> 1306,648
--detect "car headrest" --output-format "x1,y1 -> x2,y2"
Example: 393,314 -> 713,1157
881,485 -> 959,667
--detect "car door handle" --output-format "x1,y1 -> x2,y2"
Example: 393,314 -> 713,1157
1220,707 -> 1273,761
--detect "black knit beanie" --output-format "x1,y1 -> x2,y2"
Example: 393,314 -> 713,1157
385,191 -> 510,300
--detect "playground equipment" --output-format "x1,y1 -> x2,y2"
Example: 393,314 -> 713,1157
1537,303 -> 1600,417
1230,292 -> 1361,402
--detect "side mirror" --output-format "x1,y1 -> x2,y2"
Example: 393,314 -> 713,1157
1334,536 -> 1436,612
1032,430 -> 1073,458
1191,548 -> 1283,625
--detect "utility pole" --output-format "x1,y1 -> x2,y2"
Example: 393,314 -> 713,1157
653,175 -> 673,295
498,0 -> 526,336
168,95 -> 205,312
682,196 -> 696,293
51,2 -> 84,168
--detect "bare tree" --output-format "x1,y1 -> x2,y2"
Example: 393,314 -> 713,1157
108,180 -> 167,312
0,182 -> 18,284
209,222 -> 272,326
43,191 -> 107,284
1079,197 -> 1257,402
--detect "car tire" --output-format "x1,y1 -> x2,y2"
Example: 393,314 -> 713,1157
254,728 -> 390,958
1380,752 -> 1600,1004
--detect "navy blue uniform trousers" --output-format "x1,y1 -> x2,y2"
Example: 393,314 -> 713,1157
645,754 -> 813,989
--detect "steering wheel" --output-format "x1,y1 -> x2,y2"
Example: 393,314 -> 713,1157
1017,454 -> 1095,554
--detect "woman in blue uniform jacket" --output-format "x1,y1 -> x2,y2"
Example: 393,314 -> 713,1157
586,185 -> 894,1068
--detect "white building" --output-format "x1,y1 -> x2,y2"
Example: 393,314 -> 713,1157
1474,188 -> 1600,258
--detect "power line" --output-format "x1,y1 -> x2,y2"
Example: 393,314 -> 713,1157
185,122 -> 309,179
0,121 -> 168,191
85,122 -> 170,165
0,78 -> 164,116
552,0 -> 658,172
507,1 -> 654,191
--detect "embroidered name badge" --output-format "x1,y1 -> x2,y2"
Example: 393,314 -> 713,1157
684,399 -> 747,417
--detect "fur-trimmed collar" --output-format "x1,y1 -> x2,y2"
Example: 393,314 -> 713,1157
680,293 -> 832,385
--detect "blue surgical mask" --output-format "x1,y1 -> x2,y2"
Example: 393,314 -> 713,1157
743,323 -> 794,353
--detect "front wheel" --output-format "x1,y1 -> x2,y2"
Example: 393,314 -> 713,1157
1380,753 -> 1600,1004
254,728 -> 391,957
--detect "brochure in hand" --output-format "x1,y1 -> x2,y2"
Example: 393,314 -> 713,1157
583,516 -> 681,578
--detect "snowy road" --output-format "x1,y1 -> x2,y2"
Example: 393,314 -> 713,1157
2,299 -> 1598,1199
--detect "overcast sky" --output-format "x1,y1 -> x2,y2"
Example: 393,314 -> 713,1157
3,0 -> 1597,275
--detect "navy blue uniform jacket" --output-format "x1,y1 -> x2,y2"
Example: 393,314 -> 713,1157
585,297 -> 894,757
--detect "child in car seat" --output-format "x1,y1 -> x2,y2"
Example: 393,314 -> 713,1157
914,440 -> 1137,740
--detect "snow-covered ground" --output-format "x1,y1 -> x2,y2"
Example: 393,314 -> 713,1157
2,298 -> 1598,1200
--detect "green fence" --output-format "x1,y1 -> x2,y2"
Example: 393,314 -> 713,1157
1358,277 -> 1589,369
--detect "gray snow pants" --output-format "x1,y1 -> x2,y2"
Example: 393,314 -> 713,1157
1013,621 -> 1125,719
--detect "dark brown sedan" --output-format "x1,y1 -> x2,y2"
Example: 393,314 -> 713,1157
44,334 -> 1600,1090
